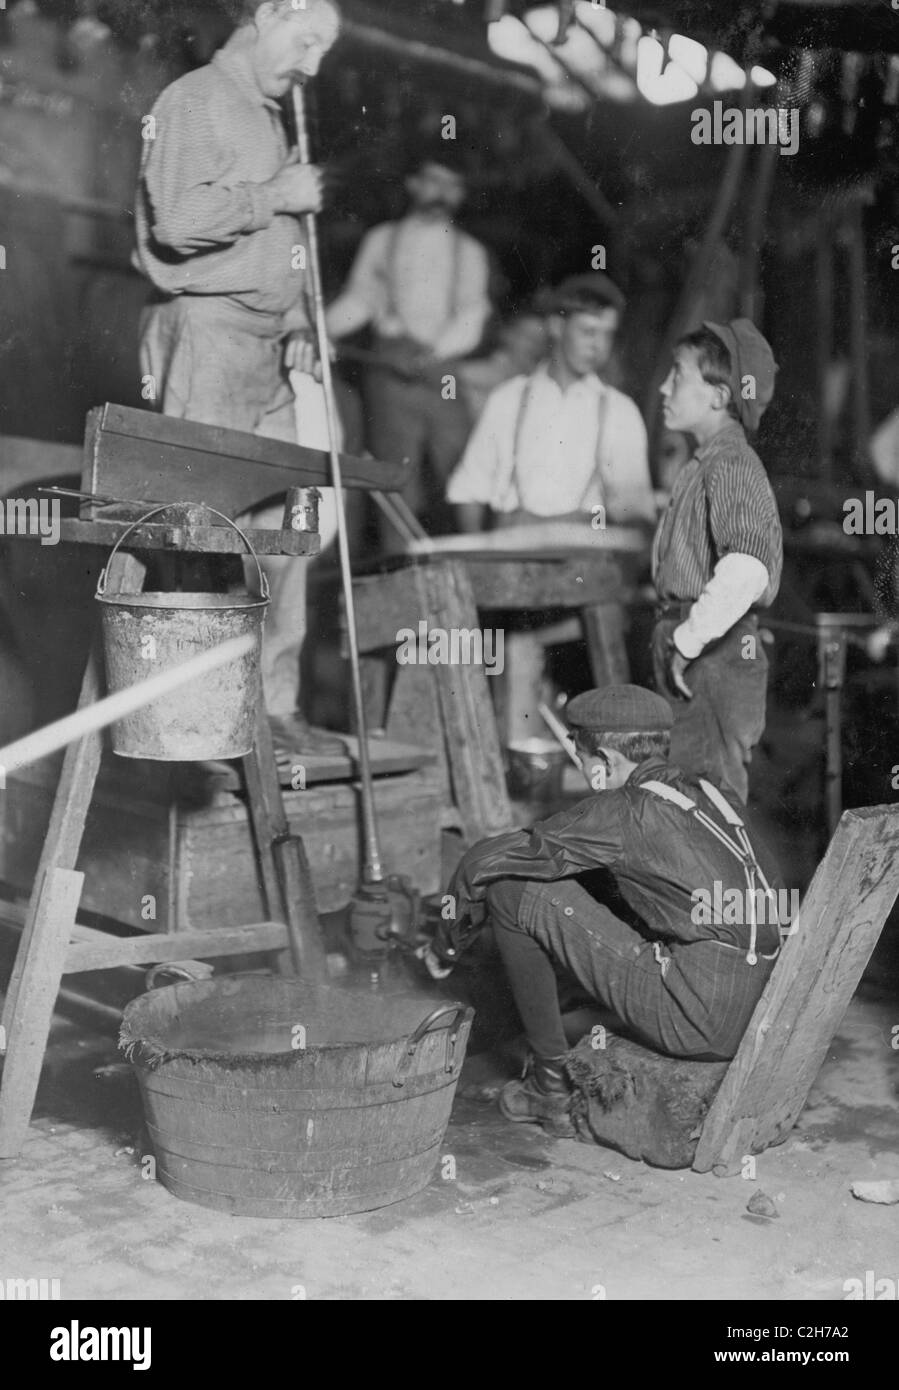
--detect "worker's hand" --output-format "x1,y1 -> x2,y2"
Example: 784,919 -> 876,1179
668,646 -> 693,699
284,329 -> 322,380
266,159 -> 324,215
415,943 -> 454,981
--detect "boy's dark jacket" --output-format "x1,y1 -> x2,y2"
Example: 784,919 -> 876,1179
438,758 -> 785,962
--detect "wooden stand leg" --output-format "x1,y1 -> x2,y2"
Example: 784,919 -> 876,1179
0,550 -> 145,1157
582,601 -> 631,687
0,871 -> 84,1157
241,705 -> 327,983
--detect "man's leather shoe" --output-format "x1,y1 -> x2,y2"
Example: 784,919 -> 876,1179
270,714 -> 346,759
498,1055 -> 576,1138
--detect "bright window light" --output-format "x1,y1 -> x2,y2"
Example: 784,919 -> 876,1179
668,34 -> 707,85
750,65 -> 778,88
710,51 -> 747,91
575,0 -> 617,48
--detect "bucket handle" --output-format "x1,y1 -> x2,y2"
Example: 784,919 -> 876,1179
96,503 -> 269,601
392,1003 -> 474,1088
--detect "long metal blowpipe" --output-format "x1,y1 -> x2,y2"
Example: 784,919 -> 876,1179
292,83 -> 383,884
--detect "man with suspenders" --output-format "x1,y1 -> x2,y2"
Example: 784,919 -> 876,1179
326,145 -> 491,534
446,273 -> 656,742
425,685 -> 786,1137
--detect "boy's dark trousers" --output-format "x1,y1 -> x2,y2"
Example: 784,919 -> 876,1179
487,875 -> 777,1063
652,612 -> 769,805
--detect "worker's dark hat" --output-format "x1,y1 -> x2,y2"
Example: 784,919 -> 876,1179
534,272 -> 626,318
702,318 -> 778,432
565,684 -> 673,734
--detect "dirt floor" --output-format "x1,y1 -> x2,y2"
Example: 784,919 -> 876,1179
1,966 -> 897,1302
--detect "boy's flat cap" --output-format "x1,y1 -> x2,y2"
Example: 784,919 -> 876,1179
703,317 -> 777,432
535,272 -> 626,317
566,685 -> 673,733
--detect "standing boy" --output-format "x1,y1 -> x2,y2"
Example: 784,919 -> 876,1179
653,319 -> 782,803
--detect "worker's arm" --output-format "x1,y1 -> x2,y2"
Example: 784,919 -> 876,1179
672,553 -> 770,660
434,796 -> 625,964
142,92 -> 320,254
325,227 -> 387,340
446,382 -> 516,520
431,239 -> 492,362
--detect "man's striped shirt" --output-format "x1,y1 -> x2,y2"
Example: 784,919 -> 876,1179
652,420 -> 782,608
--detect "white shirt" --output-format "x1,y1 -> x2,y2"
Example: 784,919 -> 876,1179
327,216 -> 491,360
446,365 -> 656,524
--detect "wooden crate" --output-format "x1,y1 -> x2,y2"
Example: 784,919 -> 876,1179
0,762 -> 447,934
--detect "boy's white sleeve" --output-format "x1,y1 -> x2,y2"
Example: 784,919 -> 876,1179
673,553 -> 770,658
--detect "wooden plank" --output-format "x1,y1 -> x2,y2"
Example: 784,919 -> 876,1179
352,566 -> 423,653
83,403 -> 409,514
415,561 -> 513,840
64,921 -> 288,973
466,557 -> 625,609
0,869 -> 85,1157
58,517 -> 319,557
693,805 -> 899,1173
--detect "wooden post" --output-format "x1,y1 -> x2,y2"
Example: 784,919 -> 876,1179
694,805 -> 899,1173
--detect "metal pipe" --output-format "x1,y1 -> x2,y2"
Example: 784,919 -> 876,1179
293,83 -> 383,884
341,17 -> 542,98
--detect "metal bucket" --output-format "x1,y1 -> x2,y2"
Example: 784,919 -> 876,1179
119,975 -> 473,1219
96,505 -> 269,761
506,737 -> 569,802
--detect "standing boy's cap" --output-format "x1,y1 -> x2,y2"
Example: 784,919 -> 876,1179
535,272 -> 626,318
566,684 -> 673,734
702,317 -> 777,432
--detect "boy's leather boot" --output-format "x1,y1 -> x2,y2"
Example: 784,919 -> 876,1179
499,1054 -> 575,1138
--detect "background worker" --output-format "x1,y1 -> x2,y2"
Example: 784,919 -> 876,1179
446,273 -> 656,743
325,145 -> 492,535
134,0 -> 344,760
427,685 -> 784,1138
653,319 -> 783,804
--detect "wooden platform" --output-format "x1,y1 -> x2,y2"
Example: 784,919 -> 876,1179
0,751 -> 449,935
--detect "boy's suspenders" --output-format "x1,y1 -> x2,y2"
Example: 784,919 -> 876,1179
641,778 -> 779,966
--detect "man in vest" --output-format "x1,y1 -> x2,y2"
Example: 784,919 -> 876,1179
446,274 -> 656,742
425,685 -> 786,1137
134,0 -> 345,760
326,145 -> 492,534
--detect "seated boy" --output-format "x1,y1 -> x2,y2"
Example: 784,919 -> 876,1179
426,685 -> 786,1137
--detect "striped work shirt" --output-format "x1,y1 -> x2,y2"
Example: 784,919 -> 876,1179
652,421 -> 782,609
133,33 -> 307,318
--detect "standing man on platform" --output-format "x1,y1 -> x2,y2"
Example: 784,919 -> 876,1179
653,319 -> 782,803
325,145 -> 492,534
134,0 -> 344,760
446,273 -> 656,743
